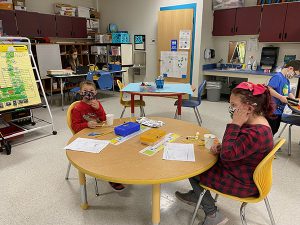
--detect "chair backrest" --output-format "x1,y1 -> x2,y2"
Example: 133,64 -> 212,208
116,79 -> 126,105
253,138 -> 286,201
86,71 -> 94,81
97,72 -> 113,90
197,80 -> 207,103
66,101 -> 80,135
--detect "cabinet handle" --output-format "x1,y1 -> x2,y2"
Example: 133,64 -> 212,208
279,33 -> 282,39
284,33 -> 287,39
235,27 -> 238,33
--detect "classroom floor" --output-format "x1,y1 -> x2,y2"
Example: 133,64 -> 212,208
1,93 -> 300,225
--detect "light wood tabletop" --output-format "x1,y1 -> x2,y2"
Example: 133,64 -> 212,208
66,117 -> 217,225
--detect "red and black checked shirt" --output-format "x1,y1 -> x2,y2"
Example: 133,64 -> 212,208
199,123 -> 273,198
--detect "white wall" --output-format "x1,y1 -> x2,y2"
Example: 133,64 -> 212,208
98,0 -> 203,91
25,0 -> 96,14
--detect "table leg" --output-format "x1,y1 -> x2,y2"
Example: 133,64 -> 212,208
131,93 -> 135,117
177,94 -> 182,120
152,184 -> 161,225
78,171 -> 89,210
60,78 -> 64,111
50,77 -> 53,106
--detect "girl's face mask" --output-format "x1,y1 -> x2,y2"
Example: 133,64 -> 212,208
81,91 -> 96,100
228,105 -> 236,119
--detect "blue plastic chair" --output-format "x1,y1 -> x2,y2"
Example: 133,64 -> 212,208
174,80 -> 206,126
69,71 -> 94,94
97,72 -> 114,90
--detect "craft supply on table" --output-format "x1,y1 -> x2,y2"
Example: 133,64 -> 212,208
114,122 -> 140,137
139,133 -> 180,156
136,117 -> 165,128
139,82 -> 156,92
110,125 -> 150,145
140,129 -> 166,145
64,138 -> 110,153
163,143 -> 195,162
106,114 -> 114,126
155,75 -> 165,89
204,134 -> 218,150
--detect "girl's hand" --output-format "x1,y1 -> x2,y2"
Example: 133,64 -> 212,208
210,143 -> 221,155
232,107 -> 250,126
88,121 -> 98,129
90,100 -> 99,110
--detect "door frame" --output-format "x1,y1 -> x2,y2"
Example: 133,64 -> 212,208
160,3 -> 197,85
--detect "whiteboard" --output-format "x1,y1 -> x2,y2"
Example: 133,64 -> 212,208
160,51 -> 188,78
36,44 -> 62,79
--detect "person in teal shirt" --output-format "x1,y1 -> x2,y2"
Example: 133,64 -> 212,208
267,60 -> 300,135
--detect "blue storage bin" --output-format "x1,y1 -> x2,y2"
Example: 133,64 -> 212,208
108,64 -> 122,71
112,32 -> 130,43
114,122 -> 140,137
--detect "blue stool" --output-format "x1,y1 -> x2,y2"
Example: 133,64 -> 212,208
97,72 -> 114,90
281,113 -> 300,155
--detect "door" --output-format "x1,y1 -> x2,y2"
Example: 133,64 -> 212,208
56,15 -> 73,38
0,10 -> 18,35
235,6 -> 261,35
38,14 -> 56,37
212,9 -> 236,36
72,17 -> 87,38
157,8 -> 194,84
259,4 -> 287,42
16,11 -> 40,37
283,2 -> 300,42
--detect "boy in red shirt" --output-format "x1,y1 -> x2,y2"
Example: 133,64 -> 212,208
71,80 -> 125,191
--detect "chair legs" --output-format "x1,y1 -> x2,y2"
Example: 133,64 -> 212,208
240,202 -> 248,225
277,123 -> 288,138
264,197 -> 276,225
190,190 -> 207,225
174,108 -> 178,119
65,162 -> 71,180
195,107 -> 203,125
193,108 -> 202,126
288,124 -> 292,156
140,106 -> 146,117
94,178 -> 100,196
120,107 -> 126,118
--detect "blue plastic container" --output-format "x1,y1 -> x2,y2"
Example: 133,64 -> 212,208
155,79 -> 164,89
112,32 -> 130,43
114,122 -> 140,137
108,64 -> 122,71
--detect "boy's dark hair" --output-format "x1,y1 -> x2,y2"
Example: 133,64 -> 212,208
80,80 -> 96,90
284,60 -> 300,71
232,86 -> 275,118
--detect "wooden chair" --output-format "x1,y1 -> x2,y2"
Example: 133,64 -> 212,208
190,138 -> 286,225
116,80 -> 146,118
66,101 -> 100,196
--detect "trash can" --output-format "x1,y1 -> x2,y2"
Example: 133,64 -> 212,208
206,81 -> 222,102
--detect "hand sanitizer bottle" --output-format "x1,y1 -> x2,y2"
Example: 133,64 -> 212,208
247,56 -> 253,71
252,59 -> 257,71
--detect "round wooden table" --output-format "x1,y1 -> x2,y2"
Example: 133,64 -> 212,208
66,117 -> 217,225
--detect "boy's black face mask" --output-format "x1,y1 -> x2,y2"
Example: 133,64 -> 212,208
81,91 -> 96,100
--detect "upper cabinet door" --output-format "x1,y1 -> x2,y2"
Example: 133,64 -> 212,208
16,11 -> 40,37
72,17 -> 87,38
259,4 -> 287,42
0,10 -> 18,36
213,9 -> 237,36
235,6 -> 261,35
38,14 -> 56,37
56,15 -> 73,38
283,2 -> 300,42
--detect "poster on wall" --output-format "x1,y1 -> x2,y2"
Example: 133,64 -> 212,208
179,30 -> 191,50
212,0 -> 244,10
160,51 -> 188,79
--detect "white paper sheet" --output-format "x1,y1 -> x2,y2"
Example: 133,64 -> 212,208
64,138 -> 110,153
160,51 -> 188,78
163,143 -> 195,162
179,30 -> 191,50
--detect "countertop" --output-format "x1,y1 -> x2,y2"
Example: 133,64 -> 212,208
203,69 -> 276,77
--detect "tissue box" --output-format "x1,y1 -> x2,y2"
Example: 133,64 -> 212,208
114,122 -> 140,137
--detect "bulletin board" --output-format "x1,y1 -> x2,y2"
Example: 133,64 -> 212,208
0,45 -> 41,112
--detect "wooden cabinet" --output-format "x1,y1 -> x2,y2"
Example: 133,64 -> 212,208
38,14 -> 56,37
55,15 -> 73,38
16,11 -> 40,37
0,10 -> 18,35
56,16 -> 87,38
235,6 -> 261,35
259,4 -> 287,42
282,2 -> 300,42
213,9 -> 236,36
213,6 -> 261,36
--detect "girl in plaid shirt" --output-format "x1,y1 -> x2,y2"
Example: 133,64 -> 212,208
176,82 -> 274,225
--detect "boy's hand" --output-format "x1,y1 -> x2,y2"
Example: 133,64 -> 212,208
232,107 -> 249,127
210,143 -> 221,155
280,96 -> 288,104
90,100 -> 99,110
88,121 -> 98,129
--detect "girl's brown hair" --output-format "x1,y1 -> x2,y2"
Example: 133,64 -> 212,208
231,86 -> 275,118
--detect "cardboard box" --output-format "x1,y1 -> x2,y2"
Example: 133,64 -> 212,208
90,9 -> 100,19
14,5 -> 26,10
54,3 -> 76,15
0,3 -> 13,10
76,6 -> 90,18
12,0 -> 25,7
